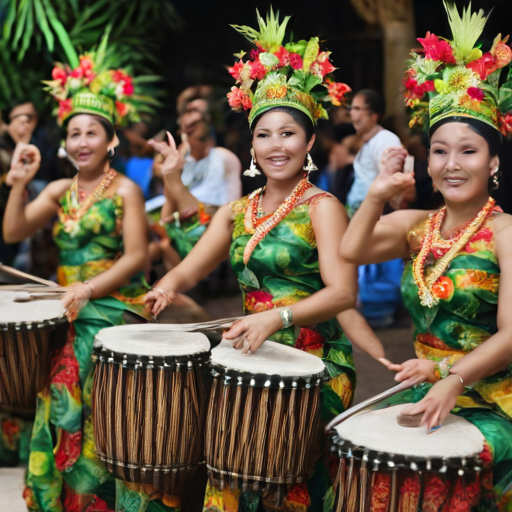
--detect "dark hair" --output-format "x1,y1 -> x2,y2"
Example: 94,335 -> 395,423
64,113 -> 115,143
250,106 -> 315,142
6,100 -> 37,119
355,89 -> 385,118
429,117 -> 502,157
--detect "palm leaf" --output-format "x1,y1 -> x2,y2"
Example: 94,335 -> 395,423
19,0 -> 35,61
13,0 -> 31,49
2,0 -> 18,40
34,0 -> 54,51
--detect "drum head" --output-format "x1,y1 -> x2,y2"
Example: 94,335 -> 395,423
334,404 -> 484,459
211,339 -> 325,377
95,324 -> 210,356
0,291 -> 64,324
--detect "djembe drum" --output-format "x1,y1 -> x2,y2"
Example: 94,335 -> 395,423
206,339 -> 328,491
92,324 -> 211,495
0,291 -> 67,417
328,403 -> 486,512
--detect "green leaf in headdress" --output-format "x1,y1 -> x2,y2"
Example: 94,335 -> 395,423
302,37 -> 319,72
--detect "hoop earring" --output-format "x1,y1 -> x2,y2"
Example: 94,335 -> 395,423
492,167 -> 500,190
107,148 -> 115,160
243,148 -> 261,177
303,153 -> 318,173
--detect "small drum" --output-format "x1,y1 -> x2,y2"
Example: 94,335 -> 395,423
329,404 -> 486,512
92,324 -> 211,494
206,339 -> 327,490
0,291 -> 67,417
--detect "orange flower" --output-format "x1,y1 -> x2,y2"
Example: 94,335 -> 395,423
266,85 -> 287,99
286,484 -> 310,507
431,276 -> 454,301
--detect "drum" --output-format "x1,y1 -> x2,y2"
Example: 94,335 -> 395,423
328,404 -> 486,512
92,324 -> 211,494
0,291 -> 67,417
206,339 -> 327,490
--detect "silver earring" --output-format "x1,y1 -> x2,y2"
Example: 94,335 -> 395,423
492,167 -> 499,189
303,153 -> 318,173
243,148 -> 261,177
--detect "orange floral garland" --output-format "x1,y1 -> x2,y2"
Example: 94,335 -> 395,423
243,175 -> 312,265
413,197 -> 496,308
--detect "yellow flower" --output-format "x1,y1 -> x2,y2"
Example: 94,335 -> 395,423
29,451 -> 50,476
291,222 -> 315,246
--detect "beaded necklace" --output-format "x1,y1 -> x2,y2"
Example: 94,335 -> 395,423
243,175 -> 312,265
413,197 -> 496,307
63,169 -> 117,233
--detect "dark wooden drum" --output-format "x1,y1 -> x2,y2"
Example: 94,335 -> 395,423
92,324 -> 211,495
206,339 -> 328,492
0,291 -> 67,417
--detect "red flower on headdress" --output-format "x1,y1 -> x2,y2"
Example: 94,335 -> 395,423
58,99 -> 72,120
70,67 -> 84,79
52,67 -> 67,86
116,101 -> 128,117
467,87 -> 485,101
289,53 -> 303,69
227,86 -> 252,111
249,59 -> 267,80
417,33 -> 456,64
250,46 -> 263,61
228,60 -> 245,81
491,35 -> 512,68
328,81 -> 351,106
404,75 -> 435,100
499,113 -> 512,136
274,46 -> 290,67
79,56 -> 93,72
466,52 -> 499,79
123,82 -> 134,96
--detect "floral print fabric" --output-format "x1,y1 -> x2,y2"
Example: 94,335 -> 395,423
398,212 -> 512,509
22,191 -> 178,512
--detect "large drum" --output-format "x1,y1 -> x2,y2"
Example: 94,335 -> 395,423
92,324 -> 211,494
206,339 -> 327,491
329,404 -> 486,512
0,291 -> 67,417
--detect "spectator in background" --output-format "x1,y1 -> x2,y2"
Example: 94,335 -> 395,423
345,90 -> 405,328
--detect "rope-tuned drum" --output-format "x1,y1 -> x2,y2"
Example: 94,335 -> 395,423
92,324 -> 211,495
0,291 -> 67,417
206,339 -> 328,491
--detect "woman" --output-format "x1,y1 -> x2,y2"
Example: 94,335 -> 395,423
146,10 -> 383,511
2,50 -> 172,512
340,4 -> 512,507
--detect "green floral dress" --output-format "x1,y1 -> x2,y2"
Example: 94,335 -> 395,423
203,193 -> 356,512
396,210 -> 512,510
22,189 -> 179,512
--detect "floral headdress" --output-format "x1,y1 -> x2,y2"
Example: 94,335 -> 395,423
227,8 -> 351,126
404,1 -> 512,137
43,36 -> 151,127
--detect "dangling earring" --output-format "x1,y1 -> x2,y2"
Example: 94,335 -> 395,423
303,153 -> 318,173
107,148 -> 115,160
492,167 -> 500,189
244,148 -> 261,177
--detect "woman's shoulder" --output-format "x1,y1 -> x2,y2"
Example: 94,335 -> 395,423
110,174 -> 144,202
301,185 -> 338,207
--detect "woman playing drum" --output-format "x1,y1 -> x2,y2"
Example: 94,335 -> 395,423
340,3 -> 512,507
1,45 -> 167,510
146,10 -> 383,511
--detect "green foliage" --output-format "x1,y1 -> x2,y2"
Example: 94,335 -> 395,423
0,0 -> 181,112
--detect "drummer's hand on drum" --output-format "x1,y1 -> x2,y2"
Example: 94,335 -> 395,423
379,357 -> 437,384
144,287 -> 176,317
400,376 -> 464,431
6,143 -> 41,187
223,311 -> 282,354
62,283 -> 93,322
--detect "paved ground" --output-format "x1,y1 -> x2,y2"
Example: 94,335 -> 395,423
0,293 -> 415,511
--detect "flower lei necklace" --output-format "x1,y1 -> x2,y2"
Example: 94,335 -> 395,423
63,169 -> 117,233
413,196 -> 496,308
243,175 -> 312,265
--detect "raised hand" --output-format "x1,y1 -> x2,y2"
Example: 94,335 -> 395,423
148,131 -> 190,181
6,143 -> 41,187
368,147 -> 415,203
